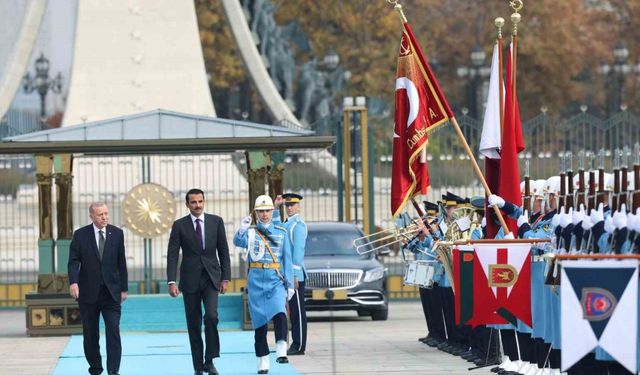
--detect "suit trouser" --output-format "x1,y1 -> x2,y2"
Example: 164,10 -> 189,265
288,281 -> 307,352
182,270 -> 220,371
79,285 -> 122,375
254,312 -> 288,357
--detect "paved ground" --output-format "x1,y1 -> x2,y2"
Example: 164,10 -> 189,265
0,301 -> 492,374
0,308 -> 69,375
290,301 -> 493,375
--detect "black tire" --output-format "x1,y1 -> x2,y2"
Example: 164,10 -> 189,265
370,308 -> 388,321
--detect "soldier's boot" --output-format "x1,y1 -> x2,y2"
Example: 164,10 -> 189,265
257,355 -> 269,374
275,340 -> 288,364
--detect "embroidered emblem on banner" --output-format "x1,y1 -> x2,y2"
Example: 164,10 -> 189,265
488,264 -> 518,287
580,287 -> 617,321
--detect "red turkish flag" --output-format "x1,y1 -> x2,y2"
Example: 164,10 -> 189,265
498,44 -> 525,234
391,22 -> 453,217
468,242 -> 532,327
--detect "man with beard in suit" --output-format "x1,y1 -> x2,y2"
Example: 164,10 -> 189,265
167,188 -> 231,375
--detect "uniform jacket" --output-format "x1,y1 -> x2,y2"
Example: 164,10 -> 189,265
233,221 -> 293,328
273,210 -> 307,281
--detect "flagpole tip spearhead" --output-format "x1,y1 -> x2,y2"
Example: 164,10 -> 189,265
494,17 -> 505,28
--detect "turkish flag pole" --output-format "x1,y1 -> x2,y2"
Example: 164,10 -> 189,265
391,4 -> 511,235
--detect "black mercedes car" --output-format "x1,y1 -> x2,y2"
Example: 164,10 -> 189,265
303,222 -> 389,320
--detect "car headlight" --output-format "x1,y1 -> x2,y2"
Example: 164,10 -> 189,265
363,267 -> 384,282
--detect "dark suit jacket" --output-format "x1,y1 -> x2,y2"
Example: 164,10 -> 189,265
68,224 -> 128,304
166,213 -> 231,293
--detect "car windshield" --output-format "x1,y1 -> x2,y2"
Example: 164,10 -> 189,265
305,225 -> 372,257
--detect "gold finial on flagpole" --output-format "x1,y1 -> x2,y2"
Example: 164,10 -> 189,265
509,0 -> 523,36
495,17 -> 505,39
387,0 -> 408,23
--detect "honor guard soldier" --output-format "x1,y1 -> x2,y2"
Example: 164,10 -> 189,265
437,192 -> 468,356
273,193 -> 308,356
233,195 -> 294,374
409,201 -> 446,347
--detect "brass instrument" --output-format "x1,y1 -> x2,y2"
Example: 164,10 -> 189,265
434,206 -> 481,292
353,216 -> 435,255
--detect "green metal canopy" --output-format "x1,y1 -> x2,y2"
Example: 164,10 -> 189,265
0,109 -> 335,154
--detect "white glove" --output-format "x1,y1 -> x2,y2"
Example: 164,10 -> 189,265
239,216 -> 252,234
619,203 -> 628,215
590,203 -> 604,224
551,211 -> 561,228
612,209 -> 627,229
581,216 -> 593,231
503,232 -> 515,239
559,208 -> 573,228
572,205 -> 585,225
627,212 -> 635,231
488,194 -> 506,208
481,217 -> 487,228
517,210 -> 529,228
604,216 -> 615,234
287,288 -> 295,301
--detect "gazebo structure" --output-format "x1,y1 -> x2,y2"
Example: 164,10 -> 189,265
0,109 -> 334,334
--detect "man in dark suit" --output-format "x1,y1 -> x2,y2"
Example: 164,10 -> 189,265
167,188 -> 231,375
68,202 -> 128,375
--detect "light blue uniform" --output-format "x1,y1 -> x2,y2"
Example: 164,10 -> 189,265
273,210 -> 307,281
470,227 -> 483,240
233,222 -> 293,328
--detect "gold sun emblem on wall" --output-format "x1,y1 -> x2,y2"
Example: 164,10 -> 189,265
122,183 -> 176,238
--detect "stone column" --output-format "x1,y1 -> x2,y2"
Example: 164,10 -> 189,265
35,155 -> 54,274
53,154 -> 73,273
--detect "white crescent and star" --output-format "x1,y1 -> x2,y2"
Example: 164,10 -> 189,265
394,77 -> 420,138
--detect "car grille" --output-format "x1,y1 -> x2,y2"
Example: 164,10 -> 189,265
306,270 -> 363,289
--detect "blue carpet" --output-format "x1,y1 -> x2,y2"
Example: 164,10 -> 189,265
111,294 -> 244,332
53,332 -> 299,375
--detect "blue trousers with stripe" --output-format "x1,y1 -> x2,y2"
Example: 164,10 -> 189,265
288,281 -> 307,352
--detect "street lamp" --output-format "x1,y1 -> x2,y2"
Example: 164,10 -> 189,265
22,53 -> 63,123
599,41 -> 632,116
456,45 -> 490,118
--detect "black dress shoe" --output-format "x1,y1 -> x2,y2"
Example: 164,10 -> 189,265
276,356 -> 288,364
425,336 -> 444,347
287,347 -> 305,356
258,370 -> 268,374
204,363 -> 219,375
194,371 -> 204,375
474,356 -> 500,367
